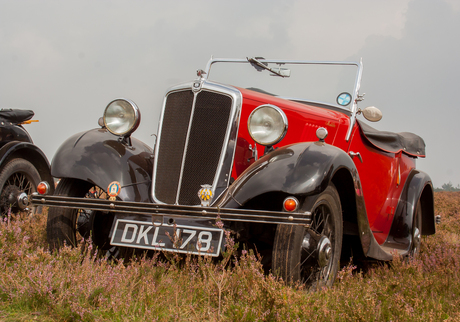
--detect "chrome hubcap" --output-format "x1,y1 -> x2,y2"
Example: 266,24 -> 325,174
16,192 -> 29,210
317,236 -> 332,267
301,231 -> 332,267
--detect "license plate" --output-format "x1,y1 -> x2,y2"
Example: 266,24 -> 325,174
110,219 -> 224,257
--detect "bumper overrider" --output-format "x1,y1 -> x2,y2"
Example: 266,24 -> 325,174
31,193 -> 311,257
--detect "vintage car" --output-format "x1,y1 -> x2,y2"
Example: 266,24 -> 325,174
0,108 -> 53,216
31,57 -> 435,288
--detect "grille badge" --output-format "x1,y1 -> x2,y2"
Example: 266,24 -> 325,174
108,181 -> 121,201
198,184 -> 213,207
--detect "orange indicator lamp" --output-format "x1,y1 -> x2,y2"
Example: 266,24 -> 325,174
37,181 -> 50,195
283,197 -> 299,212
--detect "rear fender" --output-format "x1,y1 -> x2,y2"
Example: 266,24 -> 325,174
384,170 -> 435,249
51,128 -> 153,202
0,141 -> 54,193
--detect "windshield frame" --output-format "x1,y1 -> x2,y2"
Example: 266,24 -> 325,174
203,57 -> 363,141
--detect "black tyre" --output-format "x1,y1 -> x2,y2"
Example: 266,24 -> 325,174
408,200 -> 422,257
46,178 -> 113,251
0,158 -> 41,216
272,184 -> 343,289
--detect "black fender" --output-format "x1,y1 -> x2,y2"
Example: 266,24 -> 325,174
0,124 -> 33,148
383,170 -> 435,251
218,141 -> 401,261
0,141 -> 54,193
51,128 -> 153,202
223,141 -> 359,206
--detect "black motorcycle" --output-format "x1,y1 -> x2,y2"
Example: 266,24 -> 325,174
0,108 -> 53,216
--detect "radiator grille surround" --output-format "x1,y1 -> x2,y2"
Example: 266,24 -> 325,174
153,82 -> 241,206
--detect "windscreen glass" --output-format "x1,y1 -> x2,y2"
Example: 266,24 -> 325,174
207,61 -> 358,109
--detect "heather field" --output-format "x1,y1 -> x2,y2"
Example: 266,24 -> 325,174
1,192 -> 459,321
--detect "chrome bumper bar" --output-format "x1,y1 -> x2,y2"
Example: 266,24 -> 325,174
31,194 -> 311,226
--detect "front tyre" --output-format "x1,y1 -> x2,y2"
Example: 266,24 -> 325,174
272,184 -> 343,289
46,178 -> 113,252
0,158 -> 41,216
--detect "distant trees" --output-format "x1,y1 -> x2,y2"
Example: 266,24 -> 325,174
434,182 -> 460,192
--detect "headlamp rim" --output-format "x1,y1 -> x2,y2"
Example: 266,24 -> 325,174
248,104 -> 288,146
103,98 -> 141,137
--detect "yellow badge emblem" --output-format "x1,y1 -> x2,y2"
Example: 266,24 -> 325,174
198,184 -> 213,207
107,181 -> 121,201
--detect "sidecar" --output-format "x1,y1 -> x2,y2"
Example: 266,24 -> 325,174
32,57 -> 435,288
0,108 -> 53,216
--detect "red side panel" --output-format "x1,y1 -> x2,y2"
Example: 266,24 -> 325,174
347,125 -> 416,244
232,88 -> 350,179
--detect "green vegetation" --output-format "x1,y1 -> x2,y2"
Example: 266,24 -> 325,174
434,182 -> 460,192
0,192 -> 459,321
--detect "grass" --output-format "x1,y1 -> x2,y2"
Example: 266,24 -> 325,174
0,192 -> 459,321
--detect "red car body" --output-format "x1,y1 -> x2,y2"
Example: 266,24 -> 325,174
34,57 -> 435,288
234,86 -> 430,247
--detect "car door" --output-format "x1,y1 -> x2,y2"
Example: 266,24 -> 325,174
346,123 -> 402,244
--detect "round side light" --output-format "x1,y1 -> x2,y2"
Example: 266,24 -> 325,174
283,197 -> 299,212
37,181 -> 50,195
103,99 -> 141,137
248,104 -> 288,146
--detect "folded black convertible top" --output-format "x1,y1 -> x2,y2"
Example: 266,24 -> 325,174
358,120 -> 426,157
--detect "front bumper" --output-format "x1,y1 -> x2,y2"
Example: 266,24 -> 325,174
31,193 -> 312,226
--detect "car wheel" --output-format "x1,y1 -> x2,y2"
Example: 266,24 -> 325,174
408,200 -> 422,258
46,178 -> 113,252
0,158 -> 41,217
272,184 -> 343,290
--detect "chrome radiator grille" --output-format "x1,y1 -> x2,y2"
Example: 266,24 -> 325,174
154,88 -> 234,205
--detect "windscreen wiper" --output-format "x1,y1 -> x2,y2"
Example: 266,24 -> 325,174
247,57 -> 287,78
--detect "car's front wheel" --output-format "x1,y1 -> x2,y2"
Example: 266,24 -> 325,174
46,178 -> 114,252
272,184 -> 343,290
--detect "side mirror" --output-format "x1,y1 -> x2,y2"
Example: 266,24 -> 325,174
361,106 -> 382,122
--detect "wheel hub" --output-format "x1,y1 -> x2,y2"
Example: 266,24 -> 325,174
1,185 -> 29,213
301,230 -> 332,267
317,236 -> 332,267
16,192 -> 29,210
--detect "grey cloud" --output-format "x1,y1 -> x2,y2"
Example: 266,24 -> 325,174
350,0 -> 460,186
0,0 -> 457,187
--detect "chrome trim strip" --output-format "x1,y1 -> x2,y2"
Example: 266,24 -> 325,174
204,58 -> 360,79
346,58 -> 364,141
31,194 -> 311,226
175,92 -> 199,205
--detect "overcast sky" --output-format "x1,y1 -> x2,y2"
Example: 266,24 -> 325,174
1,0 -> 459,188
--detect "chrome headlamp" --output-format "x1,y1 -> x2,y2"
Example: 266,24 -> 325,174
103,99 -> 140,137
248,104 -> 288,146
